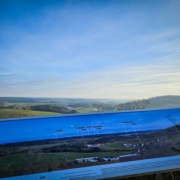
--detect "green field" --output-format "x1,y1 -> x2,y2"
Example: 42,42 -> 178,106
0,151 -> 129,171
0,108 -> 61,119
0,154 -> 23,170
43,151 -> 128,160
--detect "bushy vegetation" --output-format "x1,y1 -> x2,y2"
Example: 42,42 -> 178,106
31,105 -> 77,114
116,99 -> 149,110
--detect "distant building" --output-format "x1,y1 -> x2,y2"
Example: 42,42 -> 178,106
67,107 -> 75,110
103,157 -> 119,161
118,153 -> 138,158
123,143 -> 132,148
76,157 -> 98,163
86,144 -> 93,148
85,144 -> 101,148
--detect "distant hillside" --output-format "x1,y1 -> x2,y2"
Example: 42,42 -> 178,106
146,95 -> 180,109
0,97 -> 36,103
116,95 -> 180,111
115,99 -> 149,111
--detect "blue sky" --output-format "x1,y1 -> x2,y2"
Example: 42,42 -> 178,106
0,0 -> 180,99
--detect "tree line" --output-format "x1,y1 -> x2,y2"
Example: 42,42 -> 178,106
116,99 -> 150,111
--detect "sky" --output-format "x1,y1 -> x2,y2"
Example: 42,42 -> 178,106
0,0 -> 180,99
1,108 -> 180,144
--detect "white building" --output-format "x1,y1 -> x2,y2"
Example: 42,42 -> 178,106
118,153 -> 138,158
76,157 -> 98,163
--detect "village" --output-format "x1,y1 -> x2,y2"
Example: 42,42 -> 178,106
1,125 -> 180,178
75,153 -> 138,163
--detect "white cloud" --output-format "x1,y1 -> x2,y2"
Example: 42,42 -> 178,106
1,1 -> 180,99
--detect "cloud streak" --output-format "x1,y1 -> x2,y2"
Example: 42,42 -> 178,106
0,1 -> 180,99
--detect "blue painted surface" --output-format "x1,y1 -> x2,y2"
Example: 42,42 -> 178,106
0,108 -> 180,144
1,108 -> 180,180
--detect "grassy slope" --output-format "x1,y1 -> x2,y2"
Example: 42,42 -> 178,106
0,108 -> 60,119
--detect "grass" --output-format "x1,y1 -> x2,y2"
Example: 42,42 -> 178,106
0,108 -> 61,119
0,154 -> 23,170
0,151 -> 132,171
44,151 -> 127,160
